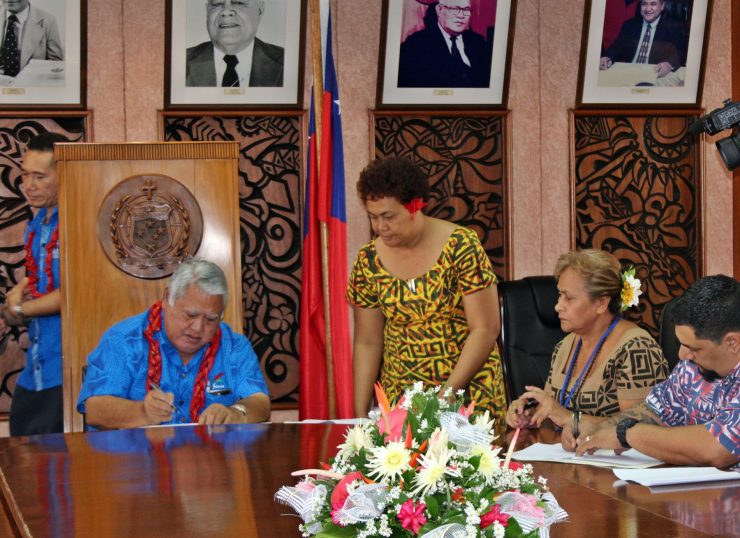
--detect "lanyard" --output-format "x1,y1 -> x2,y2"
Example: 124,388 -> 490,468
560,317 -> 620,409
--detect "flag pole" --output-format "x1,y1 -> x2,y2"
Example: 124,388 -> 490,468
308,0 -> 337,419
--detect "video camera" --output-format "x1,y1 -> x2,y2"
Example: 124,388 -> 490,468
689,99 -> 740,171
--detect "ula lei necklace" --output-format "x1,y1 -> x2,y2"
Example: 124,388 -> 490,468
144,301 -> 222,422
559,317 -> 620,409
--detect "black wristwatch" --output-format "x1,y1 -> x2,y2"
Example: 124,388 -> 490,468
616,418 -> 640,449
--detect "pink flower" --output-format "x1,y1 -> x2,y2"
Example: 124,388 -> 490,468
376,402 -> 408,442
480,504 -> 510,529
330,471 -> 364,525
458,401 -> 475,417
506,460 -> 524,471
510,492 -> 545,525
397,499 -> 427,534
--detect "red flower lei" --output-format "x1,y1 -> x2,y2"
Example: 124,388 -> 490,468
24,225 -> 59,298
144,301 -> 222,422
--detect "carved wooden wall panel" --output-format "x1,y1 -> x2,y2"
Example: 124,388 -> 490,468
0,113 -> 90,414
371,111 -> 510,279
571,111 -> 702,336
160,113 -> 302,405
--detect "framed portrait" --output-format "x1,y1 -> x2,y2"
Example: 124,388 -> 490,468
0,0 -> 86,109
166,0 -> 306,109
377,0 -> 516,108
577,0 -> 711,107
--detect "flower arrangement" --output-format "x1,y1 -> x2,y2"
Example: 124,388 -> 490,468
276,383 -> 568,537
620,267 -> 642,312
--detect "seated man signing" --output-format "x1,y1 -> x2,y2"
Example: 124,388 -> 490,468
570,275 -> 740,468
78,258 -> 270,428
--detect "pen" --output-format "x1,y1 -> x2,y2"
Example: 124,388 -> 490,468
150,382 -> 176,410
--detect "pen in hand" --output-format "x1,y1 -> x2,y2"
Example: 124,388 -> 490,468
149,382 -> 176,411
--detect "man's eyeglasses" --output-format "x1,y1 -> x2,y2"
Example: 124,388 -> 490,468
439,5 -> 472,16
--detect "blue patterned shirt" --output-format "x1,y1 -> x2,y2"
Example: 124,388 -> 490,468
77,309 -> 269,425
17,206 -> 62,391
647,359 -> 740,460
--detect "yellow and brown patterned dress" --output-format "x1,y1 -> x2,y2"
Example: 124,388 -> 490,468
347,226 -> 506,423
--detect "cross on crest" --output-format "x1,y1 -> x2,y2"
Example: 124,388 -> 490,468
142,179 -> 157,200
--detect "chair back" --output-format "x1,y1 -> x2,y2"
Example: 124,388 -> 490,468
498,276 -> 566,402
658,298 -> 682,373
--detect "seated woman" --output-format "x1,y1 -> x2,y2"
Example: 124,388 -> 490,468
347,156 -> 506,424
505,249 -> 669,432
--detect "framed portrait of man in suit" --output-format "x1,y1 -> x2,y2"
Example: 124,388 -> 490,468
166,0 -> 306,109
378,0 -> 515,108
0,0 -> 85,109
577,0 -> 710,106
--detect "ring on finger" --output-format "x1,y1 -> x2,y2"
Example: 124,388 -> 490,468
586,435 -> 591,442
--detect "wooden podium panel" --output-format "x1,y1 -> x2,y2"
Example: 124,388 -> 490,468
57,142 -> 242,432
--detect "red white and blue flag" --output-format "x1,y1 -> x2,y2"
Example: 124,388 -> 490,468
299,9 -> 354,419
299,88 -> 328,419
317,12 -> 353,419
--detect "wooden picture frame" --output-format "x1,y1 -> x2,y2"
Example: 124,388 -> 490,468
0,0 -> 86,109
577,0 -> 710,107
377,0 -> 516,108
165,0 -> 306,110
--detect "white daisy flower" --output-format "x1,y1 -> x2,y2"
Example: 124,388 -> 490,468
469,444 -> 502,483
337,425 -> 373,458
367,441 -> 411,481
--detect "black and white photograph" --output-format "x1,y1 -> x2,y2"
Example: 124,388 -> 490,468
0,0 -> 85,108
167,0 -> 305,109
578,0 -> 710,106
378,0 -> 515,108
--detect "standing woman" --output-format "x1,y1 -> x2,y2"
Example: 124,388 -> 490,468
347,157 -> 506,423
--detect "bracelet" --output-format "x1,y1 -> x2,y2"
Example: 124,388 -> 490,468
230,403 -> 248,418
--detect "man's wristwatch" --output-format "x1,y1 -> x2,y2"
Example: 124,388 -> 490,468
616,418 -> 640,449
230,404 -> 248,419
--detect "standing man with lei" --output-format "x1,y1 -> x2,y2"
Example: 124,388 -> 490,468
0,132 -> 69,436
78,258 -> 270,429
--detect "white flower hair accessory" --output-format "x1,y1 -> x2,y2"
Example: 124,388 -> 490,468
620,267 -> 642,312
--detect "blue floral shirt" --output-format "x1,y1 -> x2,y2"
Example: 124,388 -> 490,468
647,359 -> 740,461
18,206 -> 62,391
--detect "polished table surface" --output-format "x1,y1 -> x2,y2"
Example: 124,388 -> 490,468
0,424 -> 737,537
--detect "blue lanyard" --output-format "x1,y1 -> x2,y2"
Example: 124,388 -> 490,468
560,317 -> 620,409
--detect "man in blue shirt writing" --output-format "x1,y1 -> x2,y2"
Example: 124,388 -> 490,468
0,132 -> 69,436
78,258 -> 270,428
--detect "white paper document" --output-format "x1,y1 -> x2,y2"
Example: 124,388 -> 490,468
512,442 -> 662,469
614,467 -> 740,487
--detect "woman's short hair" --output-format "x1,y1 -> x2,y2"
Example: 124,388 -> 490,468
356,156 -> 429,205
554,249 -> 622,314
167,258 -> 228,307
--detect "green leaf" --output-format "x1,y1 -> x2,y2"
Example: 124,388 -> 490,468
424,494 -> 440,518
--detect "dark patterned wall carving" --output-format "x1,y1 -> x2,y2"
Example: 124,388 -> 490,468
572,112 -> 701,337
0,115 -> 89,414
372,112 -> 509,279
162,114 -> 302,405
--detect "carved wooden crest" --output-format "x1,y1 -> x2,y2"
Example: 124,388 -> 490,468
97,174 -> 203,279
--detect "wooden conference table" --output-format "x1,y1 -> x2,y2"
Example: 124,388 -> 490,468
0,424 -> 737,537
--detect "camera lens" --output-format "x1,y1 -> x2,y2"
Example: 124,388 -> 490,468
716,133 -> 740,171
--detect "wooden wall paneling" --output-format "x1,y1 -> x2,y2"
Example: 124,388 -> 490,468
0,112 -> 91,418
57,142 -> 242,432
159,112 -> 304,408
570,109 -> 704,336
370,110 -> 512,280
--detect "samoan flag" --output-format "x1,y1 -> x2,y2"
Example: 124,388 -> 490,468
318,11 -> 353,419
299,88 -> 329,419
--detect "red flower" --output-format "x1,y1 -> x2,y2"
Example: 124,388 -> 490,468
451,487 -> 465,502
397,499 -> 427,534
503,460 -> 524,471
330,471 -> 364,525
480,504 -> 510,529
